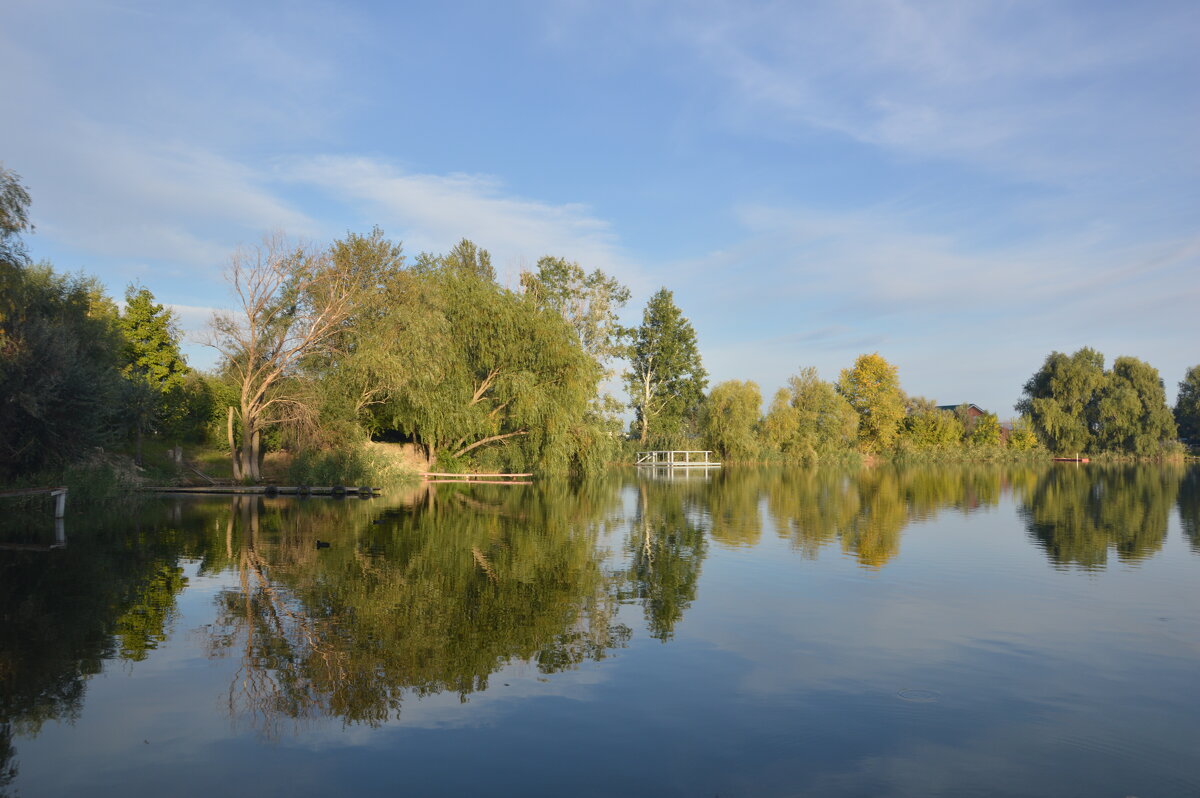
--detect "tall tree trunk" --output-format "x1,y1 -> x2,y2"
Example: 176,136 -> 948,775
251,429 -> 261,482
228,406 -> 243,481
241,415 -> 257,482
135,421 -> 144,467
639,371 -> 652,444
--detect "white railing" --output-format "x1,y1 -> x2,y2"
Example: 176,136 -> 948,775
634,450 -> 721,468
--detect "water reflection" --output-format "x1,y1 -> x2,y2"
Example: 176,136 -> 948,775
621,482 -> 708,640
0,506 -> 194,793
1179,466 -> 1200,554
2,462 -> 1197,790
765,465 -> 1040,567
1021,464 -> 1183,569
204,486 -> 632,735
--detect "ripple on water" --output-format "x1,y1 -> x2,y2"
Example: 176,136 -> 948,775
896,688 -> 942,703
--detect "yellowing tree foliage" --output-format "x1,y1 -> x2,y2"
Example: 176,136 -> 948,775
836,353 -> 905,453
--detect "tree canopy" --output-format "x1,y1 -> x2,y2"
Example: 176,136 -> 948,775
761,367 -> 858,463
837,353 -> 905,453
1016,348 -> 1177,456
701,380 -> 762,462
1175,365 -> 1200,444
625,288 -> 707,447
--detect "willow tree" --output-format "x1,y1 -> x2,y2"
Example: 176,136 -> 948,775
1015,347 -> 1106,455
701,380 -> 762,461
625,288 -> 707,447
297,227 -> 412,441
1177,365 -> 1200,444
1,163 -> 32,270
761,366 -> 858,461
208,234 -> 362,481
836,353 -> 905,453
1018,348 -> 1177,455
359,242 -> 607,472
1093,356 -> 1177,455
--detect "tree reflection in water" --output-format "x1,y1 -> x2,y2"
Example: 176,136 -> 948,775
1179,466 -> 1200,554
2,463 -> 1194,763
764,465 -> 1043,568
204,484 -> 632,736
1022,464 -> 1184,569
621,481 -> 708,641
0,504 -> 194,794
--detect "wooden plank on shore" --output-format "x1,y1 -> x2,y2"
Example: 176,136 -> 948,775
424,479 -> 533,485
0,487 -> 68,518
0,487 -> 68,498
141,486 -> 381,496
421,472 -> 533,479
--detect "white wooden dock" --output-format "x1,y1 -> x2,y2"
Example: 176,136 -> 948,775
635,450 -> 721,469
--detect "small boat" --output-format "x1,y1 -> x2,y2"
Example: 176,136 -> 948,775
1052,457 -> 1089,463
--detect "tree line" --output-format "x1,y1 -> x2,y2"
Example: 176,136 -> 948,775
2,163 -> 1197,483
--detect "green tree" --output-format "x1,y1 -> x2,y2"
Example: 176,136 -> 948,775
625,288 -> 707,447
520,256 -> 631,369
1007,416 -> 1041,451
900,397 -> 963,450
1015,347 -> 1106,455
1174,365 -> 1200,444
701,380 -> 762,461
1093,356 -> 1176,455
118,286 -> 190,463
296,227 -> 411,445
356,241 -> 608,473
761,367 -> 858,462
0,163 -> 32,268
1,164 -> 33,371
0,264 -> 125,477
969,412 -> 1002,446
836,353 -> 905,453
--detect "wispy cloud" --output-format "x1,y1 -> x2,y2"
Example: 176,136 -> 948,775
667,0 -> 1200,184
283,156 -> 647,290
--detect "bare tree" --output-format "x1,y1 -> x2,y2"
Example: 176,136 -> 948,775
208,234 -> 358,481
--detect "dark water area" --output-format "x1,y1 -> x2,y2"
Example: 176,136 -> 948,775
2,464 -> 1199,797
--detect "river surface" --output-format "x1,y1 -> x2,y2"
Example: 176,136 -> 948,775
2,464 -> 1199,797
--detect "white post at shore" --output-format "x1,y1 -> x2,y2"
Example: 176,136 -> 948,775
52,488 -> 67,519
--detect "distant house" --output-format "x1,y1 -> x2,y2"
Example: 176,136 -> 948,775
937,403 -> 986,418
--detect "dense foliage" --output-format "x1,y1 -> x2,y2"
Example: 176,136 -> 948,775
1017,348 -> 1178,456
625,288 -> 708,448
1175,365 -> 1200,445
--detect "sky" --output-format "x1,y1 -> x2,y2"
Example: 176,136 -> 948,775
2,0 -> 1197,416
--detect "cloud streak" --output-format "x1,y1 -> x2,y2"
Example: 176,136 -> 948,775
283,156 -> 647,291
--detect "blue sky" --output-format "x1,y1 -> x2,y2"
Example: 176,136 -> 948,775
3,0 -> 1197,416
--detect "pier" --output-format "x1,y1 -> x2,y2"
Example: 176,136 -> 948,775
635,451 -> 721,469
0,486 -> 68,518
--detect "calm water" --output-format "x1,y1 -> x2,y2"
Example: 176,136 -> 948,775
3,464 -> 1199,797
